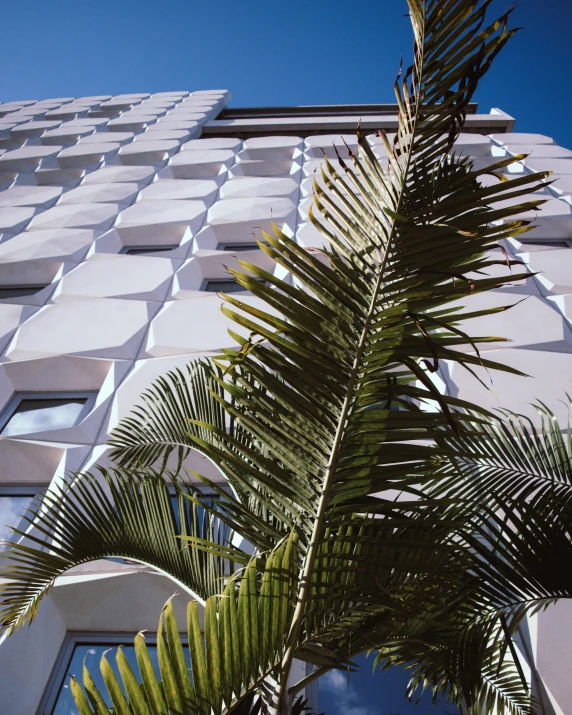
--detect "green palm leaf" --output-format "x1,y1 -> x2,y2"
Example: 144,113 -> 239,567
69,537 -> 302,715
0,470 -> 247,634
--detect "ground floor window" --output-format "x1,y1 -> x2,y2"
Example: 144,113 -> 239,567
44,636 -> 160,715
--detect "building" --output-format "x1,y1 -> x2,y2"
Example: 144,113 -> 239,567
0,91 -> 570,714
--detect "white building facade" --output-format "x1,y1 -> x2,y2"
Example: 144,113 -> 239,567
0,91 -> 570,714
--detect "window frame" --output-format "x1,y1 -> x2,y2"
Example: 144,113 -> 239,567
38,631 -> 160,715
0,485 -> 46,550
0,391 -> 98,437
201,277 -> 250,294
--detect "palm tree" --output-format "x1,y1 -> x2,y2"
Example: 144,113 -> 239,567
1,1 -> 568,714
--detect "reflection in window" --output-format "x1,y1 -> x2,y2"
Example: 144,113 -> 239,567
0,494 -> 34,550
51,643 -> 161,715
171,492 -> 231,547
0,394 -> 94,437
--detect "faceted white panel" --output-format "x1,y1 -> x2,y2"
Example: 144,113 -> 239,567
451,291 -> 572,353
81,165 -> 155,185
138,178 -> 219,202
508,144 -> 572,158
0,304 -> 37,354
6,299 -> 157,360
80,131 -> 134,144
28,203 -> 120,231
0,439 -> 86,485
173,253 -> 275,299
115,199 -> 207,242
445,348 -> 572,424
58,183 -> 140,205
231,159 -> 301,177
118,140 -> 181,165
0,186 -> 62,208
135,129 -> 191,141
220,176 -> 299,200
0,228 -> 96,264
53,255 -> 176,302
304,134 -> 358,159
145,295 -> 275,356
525,158 -> 572,174
491,133 -> 555,145
11,120 -> 61,138
523,249 -> 572,295
89,228 -> 189,259
180,138 -> 242,151
0,356 -> 131,444
0,206 -> 36,232
57,142 -> 120,168
205,196 -> 297,240
0,145 -> 62,171
168,149 -> 236,179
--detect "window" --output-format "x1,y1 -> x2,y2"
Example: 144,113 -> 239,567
41,636 -> 162,715
202,278 -> 249,293
217,241 -> 266,252
518,239 -> 570,248
120,245 -> 179,255
0,285 -> 46,299
0,392 -> 97,437
0,487 -> 38,550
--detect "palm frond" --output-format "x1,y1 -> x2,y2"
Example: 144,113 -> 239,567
70,538 -> 300,715
0,469 -> 246,634
431,404 -> 572,507
0,2 -> 560,714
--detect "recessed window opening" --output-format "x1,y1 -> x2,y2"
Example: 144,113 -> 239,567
217,241 -> 267,252
518,239 -> 570,248
0,285 -> 47,300
0,392 -> 97,437
120,245 -> 179,255
0,486 -> 42,551
202,278 -> 251,293
44,635 -> 166,715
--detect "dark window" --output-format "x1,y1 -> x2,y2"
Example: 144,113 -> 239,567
217,242 -> 262,252
0,286 -> 46,299
121,246 -> 178,255
203,278 -> 249,293
0,393 -> 96,437
519,240 -> 569,248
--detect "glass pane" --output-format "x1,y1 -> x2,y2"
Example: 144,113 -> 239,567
520,240 -> 568,247
218,242 -> 261,252
0,495 -> 33,549
319,653 -> 459,714
51,643 -> 161,715
171,494 -> 231,546
0,286 -> 45,299
2,398 -> 87,436
124,246 -> 178,254
204,280 -> 248,293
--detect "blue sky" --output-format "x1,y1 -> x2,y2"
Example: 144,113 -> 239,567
1,0 -> 572,147
0,1 -> 567,712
